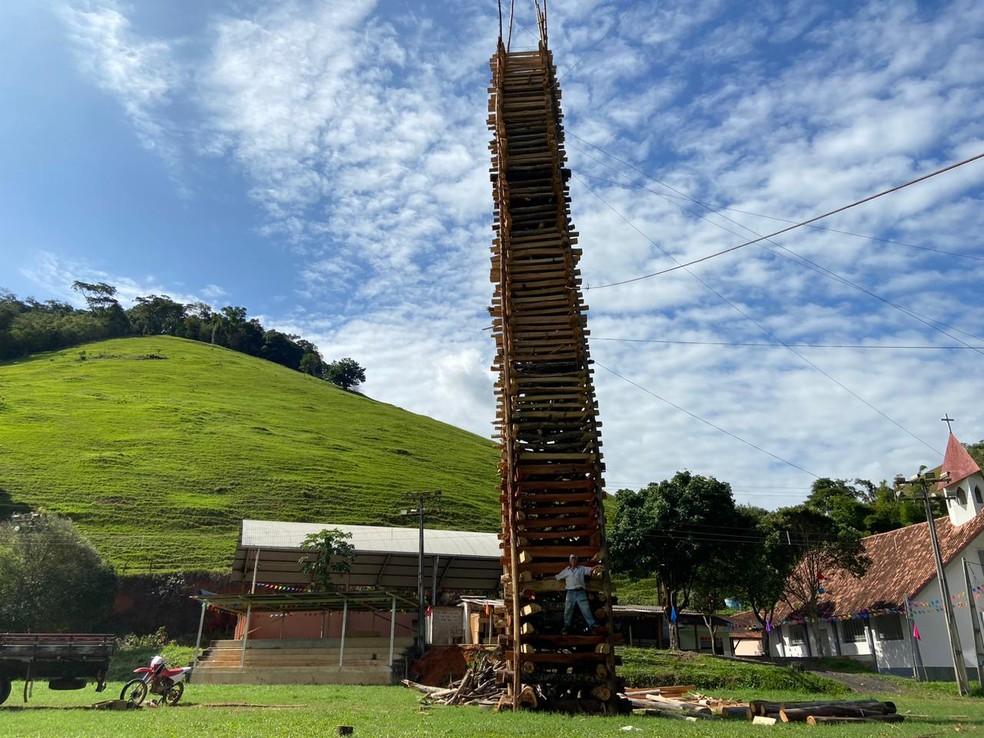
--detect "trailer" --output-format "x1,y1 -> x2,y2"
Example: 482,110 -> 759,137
0,633 -> 116,705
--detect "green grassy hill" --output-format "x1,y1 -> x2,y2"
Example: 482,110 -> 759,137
0,337 -> 500,571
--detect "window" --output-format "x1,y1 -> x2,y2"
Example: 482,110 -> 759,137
788,624 -> 807,645
873,616 -> 904,641
957,485 -> 968,505
975,486 -> 983,504
842,619 -> 866,643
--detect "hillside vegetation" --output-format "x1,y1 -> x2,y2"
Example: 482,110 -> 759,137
0,336 -> 500,571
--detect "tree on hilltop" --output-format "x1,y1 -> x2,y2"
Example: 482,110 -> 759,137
324,358 -> 366,391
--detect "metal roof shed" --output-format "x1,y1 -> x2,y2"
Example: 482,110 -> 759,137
230,519 -> 503,595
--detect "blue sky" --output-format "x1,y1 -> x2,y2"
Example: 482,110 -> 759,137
2,0 -> 983,509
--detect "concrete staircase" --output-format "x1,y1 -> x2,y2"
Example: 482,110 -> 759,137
192,637 -> 414,685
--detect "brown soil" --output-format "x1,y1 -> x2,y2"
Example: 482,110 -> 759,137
408,646 -> 469,687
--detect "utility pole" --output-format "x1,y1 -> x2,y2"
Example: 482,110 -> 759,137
402,490 -> 441,650
895,469 -> 970,696
962,558 -> 984,688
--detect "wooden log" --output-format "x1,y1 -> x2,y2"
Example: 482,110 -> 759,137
517,685 -> 538,709
752,716 -> 777,726
806,714 -> 904,725
780,703 -> 896,722
644,695 -> 711,715
589,685 -> 612,702
749,699 -> 893,717
654,684 -> 696,697
720,706 -> 750,720
634,709 -> 699,722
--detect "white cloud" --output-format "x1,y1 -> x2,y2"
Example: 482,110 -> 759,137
59,0 -> 183,169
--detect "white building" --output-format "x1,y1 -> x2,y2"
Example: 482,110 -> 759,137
770,432 -> 984,681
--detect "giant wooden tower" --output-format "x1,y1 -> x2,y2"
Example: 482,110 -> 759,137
488,14 -> 621,713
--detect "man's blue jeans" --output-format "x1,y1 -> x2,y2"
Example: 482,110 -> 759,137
564,588 -> 596,630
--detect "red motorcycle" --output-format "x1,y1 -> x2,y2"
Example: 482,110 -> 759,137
120,655 -> 192,706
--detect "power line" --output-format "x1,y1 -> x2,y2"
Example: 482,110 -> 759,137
593,336 -> 984,350
595,360 -> 819,479
582,175 -> 939,454
570,143 -> 984,349
575,171 -> 984,265
573,144 -> 984,290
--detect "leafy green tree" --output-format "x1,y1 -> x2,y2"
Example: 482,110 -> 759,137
0,514 -> 117,631
772,504 -> 870,656
727,506 -> 801,655
806,478 -> 872,532
299,351 -> 325,377
70,281 -> 129,336
261,330 -> 305,370
127,295 -> 187,335
299,528 -> 355,592
213,306 -> 264,355
608,471 -> 737,649
690,504 -> 772,655
71,281 -> 119,311
324,358 -> 367,391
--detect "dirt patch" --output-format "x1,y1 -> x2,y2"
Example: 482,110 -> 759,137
809,669 -> 904,695
409,646 -> 469,687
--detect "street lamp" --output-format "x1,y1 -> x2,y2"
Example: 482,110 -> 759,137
402,491 -> 442,649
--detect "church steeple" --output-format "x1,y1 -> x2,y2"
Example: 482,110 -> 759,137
938,427 -> 984,526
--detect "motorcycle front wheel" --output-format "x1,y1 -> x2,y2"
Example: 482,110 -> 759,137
120,678 -> 148,706
162,682 -> 184,706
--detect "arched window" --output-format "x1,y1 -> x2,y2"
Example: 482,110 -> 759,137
975,486 -> 983,505
957,485 -> 968,505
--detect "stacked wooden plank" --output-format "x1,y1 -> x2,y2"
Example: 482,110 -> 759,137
488,36 -> 619,713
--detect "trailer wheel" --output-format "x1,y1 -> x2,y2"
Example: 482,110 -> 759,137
0,678 -> 11,706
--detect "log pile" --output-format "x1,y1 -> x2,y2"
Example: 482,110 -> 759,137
403,654 -> 508,709
749,698 -> 902,724
623,686 -> 744,721
404,672 -> 904,726
623,689 -> 903,726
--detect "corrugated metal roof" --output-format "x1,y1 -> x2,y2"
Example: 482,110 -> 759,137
240,519 -> 501,557
230,519 -> 503,594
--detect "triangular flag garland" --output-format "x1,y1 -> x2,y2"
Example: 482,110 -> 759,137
670,605 -> 677,623
912,623 -> 921,641
257,582 -> 308,592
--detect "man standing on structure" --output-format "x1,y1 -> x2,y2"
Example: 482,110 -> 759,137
556,555 -> 601,635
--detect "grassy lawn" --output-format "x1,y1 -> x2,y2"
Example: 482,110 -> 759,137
5,649 -> 984,738
2,679 -> 983,738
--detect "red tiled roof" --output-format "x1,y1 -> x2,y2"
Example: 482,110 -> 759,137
938,433 -> 982,490
778,511 -> 984,620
